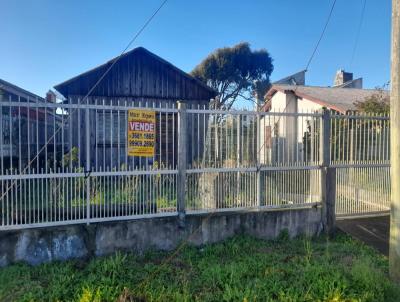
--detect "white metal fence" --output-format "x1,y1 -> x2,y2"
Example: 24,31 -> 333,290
330,112 -> 390,217
184,108 -> 322,213
0,97 -> 390,230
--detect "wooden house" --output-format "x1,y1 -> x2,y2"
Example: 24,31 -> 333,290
0,79 -> 65,172
54,47 -> 216,170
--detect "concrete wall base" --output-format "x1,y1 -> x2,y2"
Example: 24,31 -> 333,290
0,207 -> 323,267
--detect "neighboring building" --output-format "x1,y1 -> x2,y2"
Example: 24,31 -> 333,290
54,47 -> 216,169
333,69 -> 363,88
264,69 -> 375,113
273,70 -> 306,86
0,79 -> 64,171
259,70 -> 388,164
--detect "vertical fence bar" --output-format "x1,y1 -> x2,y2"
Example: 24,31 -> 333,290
236,115 -> 242,202
85,106 -> 91,224
256,111 -> 261,208
319,109 -> 331,167
177,101 -> 187,226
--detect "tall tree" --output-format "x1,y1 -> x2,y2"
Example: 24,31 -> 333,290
191,42 -> 273,110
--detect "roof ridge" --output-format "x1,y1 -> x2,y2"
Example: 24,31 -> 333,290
54,47 -> 216,96
0,78 -> 44,100
272,83 -> 388,92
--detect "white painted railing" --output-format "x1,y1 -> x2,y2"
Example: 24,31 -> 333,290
0,97 -> 390,229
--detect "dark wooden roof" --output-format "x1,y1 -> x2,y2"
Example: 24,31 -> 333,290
54,47 -> 216,101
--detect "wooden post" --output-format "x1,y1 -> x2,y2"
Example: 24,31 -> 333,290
320,109 -> 335,235
390,0 -> 400,282
177,101 -> 187,227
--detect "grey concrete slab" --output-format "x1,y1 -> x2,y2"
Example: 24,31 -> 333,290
337,215 -> 389,256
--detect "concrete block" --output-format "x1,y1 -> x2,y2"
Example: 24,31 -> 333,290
1,206 -> 323,266
52,233 -> 87,261
15,232 -> 52,265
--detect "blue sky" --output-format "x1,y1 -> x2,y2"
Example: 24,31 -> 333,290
0,0 -> 391,97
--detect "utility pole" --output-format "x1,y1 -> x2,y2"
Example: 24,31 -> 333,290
390,0 -> 400,282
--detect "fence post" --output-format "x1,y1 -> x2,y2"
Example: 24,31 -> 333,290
320,109 -> 336,235
256,111 -> 261,208
177,101 -> 187,227
85,106 -> 91,225
236,115 -> 242,202
325,167 -> 336,235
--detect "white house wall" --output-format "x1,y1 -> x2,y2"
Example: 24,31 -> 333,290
260,91 -> 324,165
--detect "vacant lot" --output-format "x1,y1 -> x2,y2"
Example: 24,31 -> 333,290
0,233 -> 399,302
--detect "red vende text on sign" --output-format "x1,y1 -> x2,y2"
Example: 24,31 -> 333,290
128,121 -> 155,132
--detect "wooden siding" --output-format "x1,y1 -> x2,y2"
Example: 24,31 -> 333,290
67,96 -> 208,170
56,47 -> 215,170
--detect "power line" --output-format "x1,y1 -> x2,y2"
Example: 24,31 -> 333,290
258,0 -> 338,153
0,0 -> 168,203
249,0 -> 337,110
1,1 -> 336,290
305,0 -> 338,71
84,0 -> 168,100
350,0 -> 367,68
136,2 -> 341,292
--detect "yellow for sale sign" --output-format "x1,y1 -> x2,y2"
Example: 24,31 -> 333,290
127,109 -> 156,157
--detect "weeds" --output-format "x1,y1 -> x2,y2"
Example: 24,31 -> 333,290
0,233 -> 399,302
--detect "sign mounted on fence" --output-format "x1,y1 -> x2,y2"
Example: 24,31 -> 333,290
127,109 -> 156,157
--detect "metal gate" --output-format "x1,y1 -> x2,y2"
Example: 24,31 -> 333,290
329,112 -> 390,218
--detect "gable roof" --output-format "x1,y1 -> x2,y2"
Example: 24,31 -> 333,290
265,84 -> 388,113
273,70 -> 306,86
54,47 -> 217,100
0,78 -> 44,101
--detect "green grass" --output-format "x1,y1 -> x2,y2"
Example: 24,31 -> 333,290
0,233 -> 399,302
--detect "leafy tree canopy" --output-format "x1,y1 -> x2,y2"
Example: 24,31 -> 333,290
354,83 -> 390,115
191,42 -> 273,110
